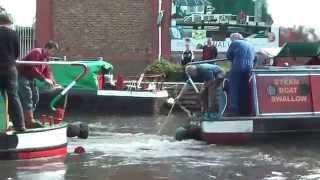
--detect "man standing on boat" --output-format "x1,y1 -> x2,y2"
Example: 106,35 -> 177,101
176,63 -> 225,116
0,13 -> 26,132
227,33 -> 255,115
18,41 -> 59,128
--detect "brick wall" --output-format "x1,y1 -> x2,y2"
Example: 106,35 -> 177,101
51,0 -> 155,76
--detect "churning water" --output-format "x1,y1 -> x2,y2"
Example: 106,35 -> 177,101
1,113 -> 320,180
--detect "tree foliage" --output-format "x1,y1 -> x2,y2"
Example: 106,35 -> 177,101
144,59 -> 183,81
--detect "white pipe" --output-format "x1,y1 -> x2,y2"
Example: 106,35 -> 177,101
158,0 -> 162,61
61,80 -> 76,95
16,61 -> 81,65
187,58 -> 228,65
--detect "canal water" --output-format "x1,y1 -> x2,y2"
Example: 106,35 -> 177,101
1,113 -> 320,180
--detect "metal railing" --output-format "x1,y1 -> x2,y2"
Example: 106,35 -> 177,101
15,25 -> 35,59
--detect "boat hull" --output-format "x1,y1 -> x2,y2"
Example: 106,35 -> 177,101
38,90 -> 168,115
0,124 -> 68,160
201,115 -> 320,144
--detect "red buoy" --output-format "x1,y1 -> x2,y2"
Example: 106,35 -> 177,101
74,146 -> 85,154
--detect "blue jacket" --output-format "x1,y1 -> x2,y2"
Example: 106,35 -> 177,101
195,63 -> 224,82
227,40 -> 255,72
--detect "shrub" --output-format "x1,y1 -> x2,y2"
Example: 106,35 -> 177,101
144,59 -> 184,81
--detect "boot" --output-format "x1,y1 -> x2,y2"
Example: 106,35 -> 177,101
15,126 -> 26,132
24,111 -> 43,129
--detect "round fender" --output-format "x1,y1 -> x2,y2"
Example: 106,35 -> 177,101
175,125 -> 201,141
67,123 -> 81,138
78,123 -> 89,139
175,126 -> 188,141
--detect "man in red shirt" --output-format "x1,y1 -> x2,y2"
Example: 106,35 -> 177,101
202,38 -> 218,60
18,41 -> 59,128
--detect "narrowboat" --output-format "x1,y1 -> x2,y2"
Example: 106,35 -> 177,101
38,59 -> 168,114
178,42 -> 320,144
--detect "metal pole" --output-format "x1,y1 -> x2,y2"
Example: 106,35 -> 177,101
158,0 -> 162,61
187,58 -> 228,65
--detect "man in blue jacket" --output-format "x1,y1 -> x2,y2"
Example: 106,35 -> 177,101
227,33 -> 255,115
176,63 -> 225,114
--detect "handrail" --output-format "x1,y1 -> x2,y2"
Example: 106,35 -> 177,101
186,58 -> 229,65
16,61 -> 88,111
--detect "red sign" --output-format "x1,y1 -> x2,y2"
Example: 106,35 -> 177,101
256,75 -> 312,114
310,75 -> 320,112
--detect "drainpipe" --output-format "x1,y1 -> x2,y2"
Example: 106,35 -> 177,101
158,0 -> 162,61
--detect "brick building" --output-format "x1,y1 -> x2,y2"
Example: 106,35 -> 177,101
36,0 -> 171,75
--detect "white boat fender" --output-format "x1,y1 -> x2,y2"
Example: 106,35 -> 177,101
166,97 -> 175,105
67,122 -> 89,139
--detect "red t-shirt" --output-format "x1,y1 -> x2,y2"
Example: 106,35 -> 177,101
19,48 -> 53,81
202,45 -> 217,60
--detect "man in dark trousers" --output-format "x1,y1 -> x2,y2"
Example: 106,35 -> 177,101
0,13 -> 25,131
186,64 -> 225,114
176,63 -> 225,115
227,33 -> 255,115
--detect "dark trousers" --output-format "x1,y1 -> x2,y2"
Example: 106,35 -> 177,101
0,66 -> 25,128
18,75 -> 39,112
200,79 -> 223,113
229,70 -> 250,115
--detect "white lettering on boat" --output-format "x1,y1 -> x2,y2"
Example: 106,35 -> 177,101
273,79 -> 300,86
268,78 -> 309,103
271,96 -> 307,103
278,87 -> 298,94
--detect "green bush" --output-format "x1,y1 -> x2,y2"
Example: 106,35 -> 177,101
144,59 -> 184,81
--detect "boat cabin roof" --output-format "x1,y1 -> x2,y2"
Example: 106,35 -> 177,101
276,42 -> 320,57
259,42 -> 320,67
